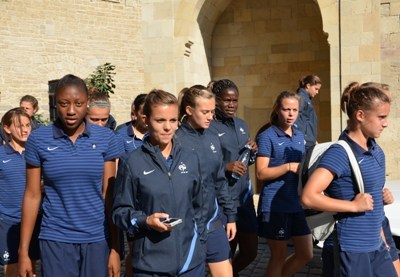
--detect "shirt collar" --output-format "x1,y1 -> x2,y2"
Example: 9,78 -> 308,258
127,123 -> 148,140
143,136 -> 177,160
52,118 -> 91,139
298,88 -> 311,100
4,142 -> 16,154
216,112 -> 235,125
339,130 -> 376,156
271,124 -> 300,137
180,121 -> 205,135
127,123 -> 135,136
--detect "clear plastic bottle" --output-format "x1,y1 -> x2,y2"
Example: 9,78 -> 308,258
232,145 -> 252,180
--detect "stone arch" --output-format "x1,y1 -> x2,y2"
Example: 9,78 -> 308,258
193,0 -> 331,143
156,0 -> 332,142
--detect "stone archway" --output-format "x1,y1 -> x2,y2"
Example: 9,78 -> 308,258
170,0 -> 336,141
146,0 -> 332,142
208,0 -> 331,145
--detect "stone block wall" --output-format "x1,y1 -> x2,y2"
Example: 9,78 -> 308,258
380,0 -> 400,179
0,0 -> 143,125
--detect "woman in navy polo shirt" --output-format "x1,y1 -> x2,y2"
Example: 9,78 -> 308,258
302,83 -> 396,276
256,91 -> 313,276
208,79 -> 258,275
116,93 -> 148,153
0,108 -> 40,276
112,89 -> 205,276
18,74 -> 123,277
176,86 -> 236,276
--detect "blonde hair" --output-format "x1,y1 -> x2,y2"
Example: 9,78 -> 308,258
178,86 -> 214,121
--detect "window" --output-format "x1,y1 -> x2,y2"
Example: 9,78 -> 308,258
48,79 -> 58,122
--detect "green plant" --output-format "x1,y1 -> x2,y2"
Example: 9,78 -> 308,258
33,113 -> 51,126
85,63 -> 116,97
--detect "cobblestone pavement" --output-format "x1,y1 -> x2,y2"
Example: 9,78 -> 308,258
1,238 -> 323,277
235,238 -> 323,277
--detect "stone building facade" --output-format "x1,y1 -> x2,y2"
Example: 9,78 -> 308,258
1,0 -> 400,180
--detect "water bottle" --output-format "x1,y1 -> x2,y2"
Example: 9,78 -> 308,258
232,145 -> 252,180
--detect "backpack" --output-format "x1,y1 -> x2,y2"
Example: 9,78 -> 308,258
298,140 -> 364,242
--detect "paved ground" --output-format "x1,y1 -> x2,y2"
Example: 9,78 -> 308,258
234,238 -> 323,277
0,238 -> 323,277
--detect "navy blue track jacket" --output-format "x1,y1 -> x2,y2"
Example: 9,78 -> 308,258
111,138 -> 204,275
209,117 -> 255,208
176,122 -> 236,239
294,88 -> 318,148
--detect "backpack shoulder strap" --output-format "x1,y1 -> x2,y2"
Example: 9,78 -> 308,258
336,140 -> 364,193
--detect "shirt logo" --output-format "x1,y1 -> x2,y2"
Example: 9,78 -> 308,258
277,228 -> 285,239
358,158 -> 364,164
218,133 -> 225,137
178,162 -> 188,174
2,159 -> 11,164
210,143 -> 217,153
143,169 -> 155,175
126,140 -> 133,143
239,127 -> 246,135
2,251 -> 9,262
92,144 -> 97,149
278,142 -> 284,146
47,146 -> 59,151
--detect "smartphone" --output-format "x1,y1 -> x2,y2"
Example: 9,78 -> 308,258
162,218 -> 182,227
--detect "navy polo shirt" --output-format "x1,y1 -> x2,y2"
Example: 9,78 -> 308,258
256,125 -> 305,213
0,143 -> 26,223
319,131 -> 385,253
25,120 -> 124,243
115,123 -> 147,153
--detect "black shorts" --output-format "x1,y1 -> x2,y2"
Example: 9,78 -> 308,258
258,211 -> 311,240
0,216 -> 41,265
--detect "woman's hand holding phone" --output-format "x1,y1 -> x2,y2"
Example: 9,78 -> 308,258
146,213 -> 172,232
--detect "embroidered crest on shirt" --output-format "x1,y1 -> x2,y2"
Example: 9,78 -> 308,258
210,143 -> 217,153
277,228 -> 285,239
239,127 -> 246,135
178,162 -> 188,174
2,251 -> 9,262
